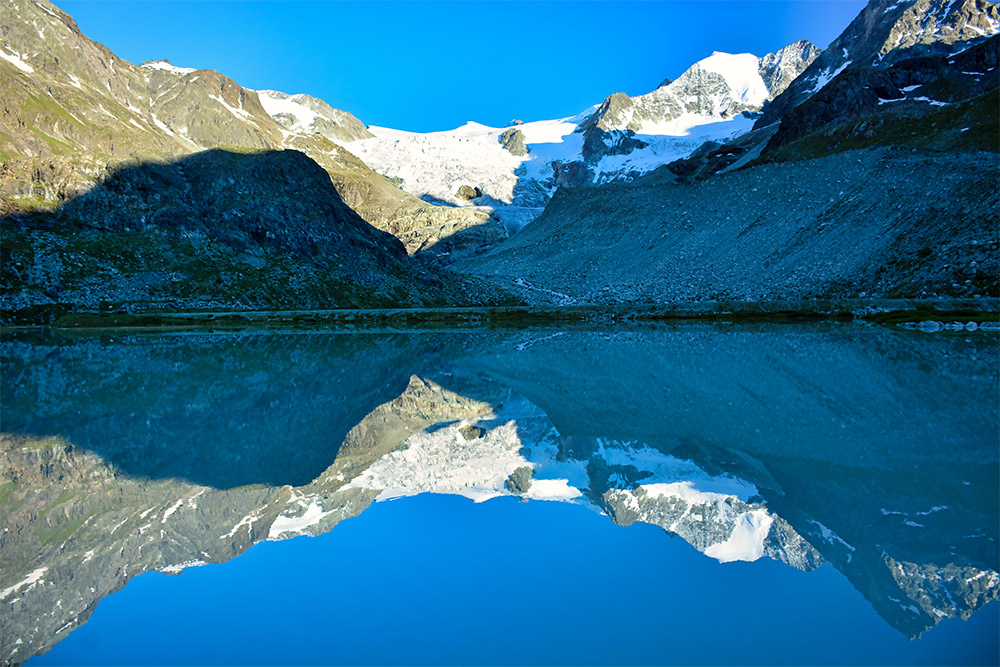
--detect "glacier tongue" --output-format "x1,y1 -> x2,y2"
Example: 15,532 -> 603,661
339,43 -> 818,236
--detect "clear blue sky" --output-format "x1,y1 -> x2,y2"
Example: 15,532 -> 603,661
57,1 -> 869,132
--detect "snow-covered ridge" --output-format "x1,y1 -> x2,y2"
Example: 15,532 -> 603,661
697,51 -> 770,104
256,89 -> 371,143
340,44 -> 816,233
257,90 -> 321,135
140,59 -> 196,75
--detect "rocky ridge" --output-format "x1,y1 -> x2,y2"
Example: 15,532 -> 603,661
757,0 -> 1000,129
0,0 -> 495,254
459,0 -> 999,304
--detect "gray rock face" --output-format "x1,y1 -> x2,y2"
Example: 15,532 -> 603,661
763,34 -> 998,157
498,127 -> 529,156
759,40 -> 826,97
458,148 -> 998,304
757,0 -> 1000,128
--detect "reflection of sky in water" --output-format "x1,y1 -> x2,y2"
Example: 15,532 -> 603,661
33,495 -> 999,666
3,325 -> 998,665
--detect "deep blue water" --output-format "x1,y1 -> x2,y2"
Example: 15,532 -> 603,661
31,494 -> 999,666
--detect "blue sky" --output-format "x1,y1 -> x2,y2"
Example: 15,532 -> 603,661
57,1 -> 868,132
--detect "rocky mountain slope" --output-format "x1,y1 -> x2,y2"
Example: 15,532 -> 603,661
341,43 -> 819,234
459,0 -> 999,305
459,148 -> 997,304
0,0 -> 496,255
1,149 -> 513,324
667,0 -> 999,179
2,326 -> 996,661
758,0 -> 999,129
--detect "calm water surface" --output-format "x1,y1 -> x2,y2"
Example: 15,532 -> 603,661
2,324 -> 997,665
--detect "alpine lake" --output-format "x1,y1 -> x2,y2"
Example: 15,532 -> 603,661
2,320 -> 998,665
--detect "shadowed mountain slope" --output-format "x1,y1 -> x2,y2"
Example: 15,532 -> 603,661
0,0 -> 496,253
0,149 -> 515,323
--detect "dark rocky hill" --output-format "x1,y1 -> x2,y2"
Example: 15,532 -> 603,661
1,149 -> 514,323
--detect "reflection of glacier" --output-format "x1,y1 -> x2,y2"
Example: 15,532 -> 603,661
1,380 -> 819,665
2,327 -> 998,663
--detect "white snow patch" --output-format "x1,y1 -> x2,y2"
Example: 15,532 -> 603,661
1,567 -> 48,600
158,559 -> 206,574
257,90 -> 318,134
0,48 -> 34,73
210,94 -> 252,120
267,501 -> 329,539
810,520 -> 856,551
601,442 -> 759,501
141,60 -> 196,75
809,60 -> 851,94
911,96 -> 950,107
223,509 -> 263,539
344,416 -> 525,503
161,498 -> 184,523
525,478 -> 582,501
703,510 -> 774,562
697,52 -> 770,107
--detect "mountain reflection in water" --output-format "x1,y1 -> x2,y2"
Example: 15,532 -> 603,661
2,325 -> 998,664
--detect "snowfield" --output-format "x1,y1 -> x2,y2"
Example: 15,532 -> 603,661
339,49 -> 794,232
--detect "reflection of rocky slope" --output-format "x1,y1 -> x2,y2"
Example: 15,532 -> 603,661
0,377 -> 816,665
0,0 -> 492,253
0,331 -> 471,487
443,325 -> 999,638
3,326 -> 997,662
0,371 -> 498,664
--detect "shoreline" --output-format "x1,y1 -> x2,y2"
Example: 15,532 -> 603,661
2,298 -> 997,332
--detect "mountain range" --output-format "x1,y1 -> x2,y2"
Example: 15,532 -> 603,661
1,0 -> 997,324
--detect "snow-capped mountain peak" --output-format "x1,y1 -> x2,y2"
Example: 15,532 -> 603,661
333,42 -> 818,235
139,59 -> 197,75
256,89 -> 372,142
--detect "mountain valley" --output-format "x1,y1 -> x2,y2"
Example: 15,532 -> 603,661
1,0 -> 996,324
